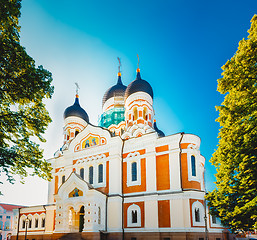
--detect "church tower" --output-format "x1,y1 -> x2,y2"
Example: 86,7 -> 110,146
122,68 -> 156,139
99,59 -> 127,136
62,92 -> 89,149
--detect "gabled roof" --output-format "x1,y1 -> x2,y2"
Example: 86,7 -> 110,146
0,203 -> 25,211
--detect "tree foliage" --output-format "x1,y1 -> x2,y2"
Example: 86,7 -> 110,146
0,0 -> 54,184
206,15 -> 257,232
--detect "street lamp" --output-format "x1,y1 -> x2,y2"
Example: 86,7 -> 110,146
24,218 -> 29,240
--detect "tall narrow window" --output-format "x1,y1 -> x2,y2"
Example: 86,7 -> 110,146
89,166 -> 93,184
42,218 -> 45,228
131,162 -> 137,181
133,108 -> 138,120
80,168 -> 84,179
28,219 -> 32,228
22,220 -> 25,229
132,210 -> 137,223
98,207 -> 101,224
191,155 -> 196,176
143,107 -> 147,120
62,175 -> 65,184
35,219 -> 38,228
75,130 -> 79,136
195,208 -> 200,222
212,215 -> 217,224
98,164 -> 103,183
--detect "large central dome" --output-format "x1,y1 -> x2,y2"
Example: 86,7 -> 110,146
64,95 -> 89,122
124,70 -> 153,100
102,73 -> 127,107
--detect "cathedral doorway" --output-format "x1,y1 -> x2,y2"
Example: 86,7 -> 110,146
68,207 -> 79,232
79,206 -> 85,232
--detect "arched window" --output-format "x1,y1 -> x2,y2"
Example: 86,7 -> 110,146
133,108 -> 138,120
42,218 -> 45,228
191,155 -> 196,176
62,175 -> 65,184
143,107 -> 147,120
35,218 -> 38,228
127,204 -> 141,227
195,208 -> 200,222
28,219 -> 32,228
132,210 -> 137,223
75,130 -> 79,136
89,166 -> 93,184
131,162 -> 137,181
22,220 -> 25,229
98,207 -> 101,224
80,168 -> 84,179
98,164 -> 103,183
5,221 -> 10,230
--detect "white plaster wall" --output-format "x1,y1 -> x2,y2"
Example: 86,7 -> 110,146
144,199 -> 158,229
108,137 -> 123,195
169,150 -> 181,191
45,205 -> 55,234
107,197 -> 122,231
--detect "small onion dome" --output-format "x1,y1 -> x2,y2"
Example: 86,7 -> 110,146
64,95 -> 89,122
153,119 -> 165,137
124,68 -> 153,100
102,72 -> 127,107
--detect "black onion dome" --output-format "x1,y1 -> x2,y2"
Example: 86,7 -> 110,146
124,70 -> 153,100
64,96 -> 89,122
154,120 -> 165,137
102,74 -> 127,107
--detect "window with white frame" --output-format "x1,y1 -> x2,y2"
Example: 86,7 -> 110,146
41,217 -> 45,228
187,151 -> 200,182
98,164 -> 103,183
62,175 -> 65,184
126,154 -> 141,187
191,155 -> 196,176
89,166 -> 93,184
127,204 -> 141,227
131,162 -> 137,181
192,201 -> 204,226
35,218 -> 39,228
80,168 -> 84,179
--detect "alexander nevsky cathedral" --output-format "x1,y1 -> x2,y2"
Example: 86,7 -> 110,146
11,64 -> 226,240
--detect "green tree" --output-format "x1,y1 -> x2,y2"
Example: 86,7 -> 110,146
206,15 -> 257,232
0,0 -> 54,184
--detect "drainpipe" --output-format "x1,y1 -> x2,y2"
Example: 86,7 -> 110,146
121,139 -> 125,240
179,132 -> 184,191
43,205 -> 46,233
16,208 -> 20,240
105,196 -> 108,233
204,167 -> 209,240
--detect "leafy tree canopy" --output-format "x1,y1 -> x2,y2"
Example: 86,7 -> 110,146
0,0 -> 54,184
206,15 -> 257,232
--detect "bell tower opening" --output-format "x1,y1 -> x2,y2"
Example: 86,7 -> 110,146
79,206 -> 85,232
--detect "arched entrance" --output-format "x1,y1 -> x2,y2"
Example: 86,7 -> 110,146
68,207 -> 79,232
79,206 -> 85,232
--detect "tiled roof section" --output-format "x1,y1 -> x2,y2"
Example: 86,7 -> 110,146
0,203 -> 25,211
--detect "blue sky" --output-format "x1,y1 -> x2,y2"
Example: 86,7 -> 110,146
1,0 -> 257,205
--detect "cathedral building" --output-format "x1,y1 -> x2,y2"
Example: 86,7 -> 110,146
12,66 -> 225,240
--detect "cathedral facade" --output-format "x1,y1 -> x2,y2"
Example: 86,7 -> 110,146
12,68 -> 225,240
